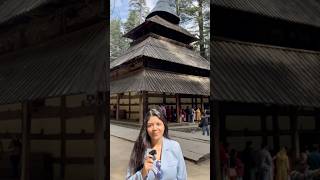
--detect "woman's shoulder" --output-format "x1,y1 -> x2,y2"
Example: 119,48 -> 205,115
164,138 -> 181,150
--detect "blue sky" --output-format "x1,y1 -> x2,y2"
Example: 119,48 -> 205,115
110,0 -> 157,22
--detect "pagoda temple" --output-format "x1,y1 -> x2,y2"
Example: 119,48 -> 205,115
110,0 -> 210,123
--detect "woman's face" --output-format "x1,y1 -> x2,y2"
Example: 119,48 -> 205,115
147,116 -> 165,142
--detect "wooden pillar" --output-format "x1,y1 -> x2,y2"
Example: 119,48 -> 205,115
162,93 -> 166,105
219,113 -> 226,143
213,101 -> 221,180
191,97 -> 194,108
60,96 -> 66,179
195,96 -> 198,108
21,101 -> 31,180
105,91 -> 110,180
144,92 -> 148,117
261,114 -> 267,146
176,94 -> 180,123
272,107 -> 280,152
139,91 -> 146,124
128,92 -> 131,120
94,92 -> 106,180
116,93 -> 120,121
200,96 -> 204,111
290,107 -> 299,158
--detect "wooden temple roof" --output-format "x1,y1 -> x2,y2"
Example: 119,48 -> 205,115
211,38 -> 320,107
0,0 -> 56,25
213,0 -> 320,28
124,15 -> 197,44
0,22 -> 107,105
146,0 -> 180,24
111,69 -> 209,95
110,35 -> 209,70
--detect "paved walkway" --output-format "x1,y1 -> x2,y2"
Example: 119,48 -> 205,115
110,124 -> 210,162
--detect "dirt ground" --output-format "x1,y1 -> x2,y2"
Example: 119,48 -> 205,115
110,136 -> 210,180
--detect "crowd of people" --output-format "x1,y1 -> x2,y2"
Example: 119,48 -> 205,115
159,104 -> 210,136
159,104 -> 207,123
0,136 -> 22,178
219,141 -> 320,180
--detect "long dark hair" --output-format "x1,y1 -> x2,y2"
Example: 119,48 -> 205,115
128,107 -> 169,174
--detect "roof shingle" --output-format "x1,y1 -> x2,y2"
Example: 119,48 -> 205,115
211,39 -> 320,107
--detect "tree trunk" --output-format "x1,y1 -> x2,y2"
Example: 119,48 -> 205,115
175,0 -> 180,16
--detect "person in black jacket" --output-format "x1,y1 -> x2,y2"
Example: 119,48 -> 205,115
200,111 -> 209,136
241,141 -> 256,180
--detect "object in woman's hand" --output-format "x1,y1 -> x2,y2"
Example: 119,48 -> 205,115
149,149 -> 157,160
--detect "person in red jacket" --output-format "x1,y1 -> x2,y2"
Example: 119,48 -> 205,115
220,142 -> 230,179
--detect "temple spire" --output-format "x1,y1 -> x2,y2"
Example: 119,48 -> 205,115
146,0 -> 180,24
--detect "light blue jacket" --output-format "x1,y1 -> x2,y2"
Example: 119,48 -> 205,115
126,138 -> 187,180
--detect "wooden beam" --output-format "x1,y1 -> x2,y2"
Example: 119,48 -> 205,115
162,93 -> 166,104
94,92 -> 106,180
117,104 -> 140,106
200,96 -> 204,111
315,108 -> 320,130
114,94 -> 140,99
213,101 -> 221,180
148,102 -> 176,106
52,157 -> 94,164
0,110 -> 20,120
105,91 -> 110,180
226,130 -> 290,136
21,101 -> 31,180
128,92 -> 131,120
139,92 -> 144,124
290,108 -> 299,158
0,106 -> 95,121
60,96 -> 66,179
144,92 -> 148,118
272,107 -> 280,152
219,113 -> 226,142
176,94 -> 180,123
145,94 -> 175,98
261,114 -> 267,145
195,97 -> 198,108
191,97 -> 194,109
116,93 -> 120,121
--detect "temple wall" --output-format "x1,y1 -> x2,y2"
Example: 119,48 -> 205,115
110,92 -> 210,121
226,114 -> 316,152
0,94 -> 98,180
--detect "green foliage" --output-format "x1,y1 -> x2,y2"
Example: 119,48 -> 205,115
129,0 -> 149,25
110,19 -> 129,61
176,0 -> 210,59
123,10 -> 140,33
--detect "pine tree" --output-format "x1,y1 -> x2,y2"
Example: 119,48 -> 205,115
129,0 -> 149,24
176,0 -> 210,59
123,10 -> 140,33
110,19 -> 129,61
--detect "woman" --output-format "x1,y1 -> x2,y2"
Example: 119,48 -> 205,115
229,149 -> 244,180
195,108 -> 201,123
126,108 -> 187,180
275,147 -> 289,180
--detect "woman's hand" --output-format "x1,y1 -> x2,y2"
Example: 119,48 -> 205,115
141,155 -> 154,177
